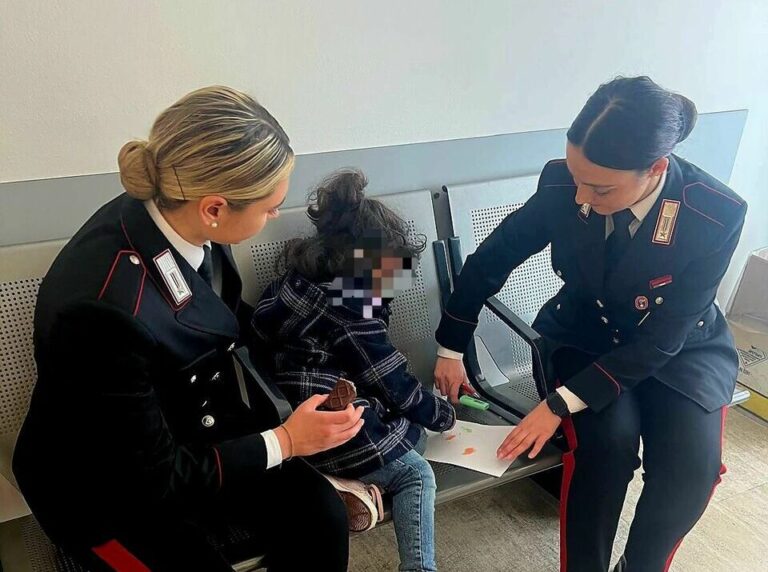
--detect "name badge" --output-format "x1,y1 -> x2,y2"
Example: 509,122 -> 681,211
154,250 -> 192,305
652,199 -> 680,246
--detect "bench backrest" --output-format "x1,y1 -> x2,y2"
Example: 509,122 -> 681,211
0,240 -> 67,485
445,175 -> 562,403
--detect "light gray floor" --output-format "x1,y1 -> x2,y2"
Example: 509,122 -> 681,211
350,408 -> 768,571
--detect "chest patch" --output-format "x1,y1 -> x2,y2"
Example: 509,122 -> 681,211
652,199 -> 680,246
154,249 -> 192,305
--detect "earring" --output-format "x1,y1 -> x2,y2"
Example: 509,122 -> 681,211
211,222 -> 219,229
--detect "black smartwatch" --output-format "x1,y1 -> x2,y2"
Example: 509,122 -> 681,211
545,391 -> 571,418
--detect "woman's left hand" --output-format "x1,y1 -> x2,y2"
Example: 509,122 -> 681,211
497,401 -> 562,462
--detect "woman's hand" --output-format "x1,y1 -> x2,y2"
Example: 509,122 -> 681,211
496,401 -> 561,462
434,356 -> 469,404
278,394 -> 365,458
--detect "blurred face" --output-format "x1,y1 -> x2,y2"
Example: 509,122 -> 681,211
199,177 -> 290,244
566,143 -> 667,215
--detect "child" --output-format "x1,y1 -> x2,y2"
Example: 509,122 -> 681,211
252,170 -> 456,572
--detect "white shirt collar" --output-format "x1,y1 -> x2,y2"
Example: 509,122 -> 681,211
629,167 -> 668,223
144,200 -> 210,271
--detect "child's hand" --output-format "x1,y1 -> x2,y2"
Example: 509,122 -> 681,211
434,357 -> 468,404
280,395 -> 365,457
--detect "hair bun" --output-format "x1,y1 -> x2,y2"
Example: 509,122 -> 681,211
309,170 -> 368,234
118,140 -> 159,200
676,94 -> 698,144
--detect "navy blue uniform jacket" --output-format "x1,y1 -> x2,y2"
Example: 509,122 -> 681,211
436,155 -> 747,413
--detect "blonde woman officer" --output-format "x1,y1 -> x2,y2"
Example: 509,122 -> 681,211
13,86 -> 362,572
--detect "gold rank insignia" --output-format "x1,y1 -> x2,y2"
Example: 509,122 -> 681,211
652,199 -> 680,246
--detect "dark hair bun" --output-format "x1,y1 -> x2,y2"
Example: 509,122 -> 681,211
308,170 -> 367,234
676,94 -> 698,144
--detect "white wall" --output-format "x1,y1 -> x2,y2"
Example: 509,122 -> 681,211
1,0 -> 767,292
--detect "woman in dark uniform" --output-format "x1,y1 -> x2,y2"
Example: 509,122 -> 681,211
13,86 -> 364,571
434,77 -> 747,572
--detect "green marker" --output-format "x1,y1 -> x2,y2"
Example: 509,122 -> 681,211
459,395 -> 490,411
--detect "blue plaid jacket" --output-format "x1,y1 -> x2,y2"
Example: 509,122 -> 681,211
251,269 -> 456,478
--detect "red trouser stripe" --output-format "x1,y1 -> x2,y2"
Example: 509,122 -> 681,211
92,539 -> 151,571
662,406 -> 728,572
559,414 -> 579,572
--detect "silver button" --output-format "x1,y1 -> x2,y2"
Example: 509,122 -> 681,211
697,320 -> 705,327
596,300 -> 604,308
556,270 -> 563,277
227,342 -> 236,352
129,255 -> 140,265
201,415 -> 215,428
601,316 -> 609,324
556,304 -> 561,310
613,338 -> 620,344
211,372 -> 221,382
190,374 -> 197,384
655,297 -> 664,305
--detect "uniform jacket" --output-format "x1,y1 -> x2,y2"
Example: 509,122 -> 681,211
436,155 -> 747,413
252,269 -> 456,478
13,195 -> 275,545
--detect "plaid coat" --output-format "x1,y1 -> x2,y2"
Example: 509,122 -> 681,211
251,269 -> 456,478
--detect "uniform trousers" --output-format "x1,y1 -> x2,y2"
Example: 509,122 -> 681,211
555,348 -> 727,572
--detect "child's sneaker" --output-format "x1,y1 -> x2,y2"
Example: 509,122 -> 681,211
323,475 -> 384,532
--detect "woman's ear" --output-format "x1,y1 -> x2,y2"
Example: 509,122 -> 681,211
199,195 -> 228,227
649,156 -> 670,178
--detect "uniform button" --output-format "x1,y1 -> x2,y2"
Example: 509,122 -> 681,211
556,270 -> 563,277
596,300 -> 604,308
227,342 -> 236,352
190,374 -> 197,384
655,297 -> 664,305
201,415 -> 215,428
697,320 -> 705,327
211,372 -> 221,382
601,316 -> 609,324
613,337 -> 620,345
129,255 -> 140,265
556,304 -> 561,311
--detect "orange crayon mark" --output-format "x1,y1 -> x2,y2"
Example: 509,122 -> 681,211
462,447 -> 476,456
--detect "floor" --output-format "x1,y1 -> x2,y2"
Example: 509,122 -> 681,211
350,407 -> 768,571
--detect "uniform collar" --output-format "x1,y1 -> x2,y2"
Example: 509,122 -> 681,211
629,167 -> 667,223
144,199 -> 210,272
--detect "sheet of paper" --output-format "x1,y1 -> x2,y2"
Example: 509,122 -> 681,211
424,420 -> 515,478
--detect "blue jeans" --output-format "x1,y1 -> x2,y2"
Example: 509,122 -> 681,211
359,431 -> 437,572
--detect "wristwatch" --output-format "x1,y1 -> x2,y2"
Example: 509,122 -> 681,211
545,391 -> 571,418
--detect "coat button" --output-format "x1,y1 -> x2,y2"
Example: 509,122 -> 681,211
596,300 -> 604,308
556,304 -> 561,311
201,415 -> 215,428
129,255 -> 140,265
190,374 -> 197,384
556,270 -> 563,277
655,297 -> 664,305
211,372 -> 221,382
612,337 -> 620,345
601,316 -> 609,324
697,320 -> 705,327
227,342 -> 236,352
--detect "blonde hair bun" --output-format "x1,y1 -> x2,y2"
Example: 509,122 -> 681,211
118,140 -> 159,201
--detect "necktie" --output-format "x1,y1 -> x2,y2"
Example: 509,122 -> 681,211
605,209 -> 635,269
198,244 -> 214,287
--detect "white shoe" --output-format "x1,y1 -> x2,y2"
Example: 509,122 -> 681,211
323,475 -> 384,532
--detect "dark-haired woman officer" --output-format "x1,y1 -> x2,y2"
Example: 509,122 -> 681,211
434,76 -> 747,571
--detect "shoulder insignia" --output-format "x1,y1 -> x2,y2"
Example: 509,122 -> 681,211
98,250 -> 146,316
682,182 -> 744,228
